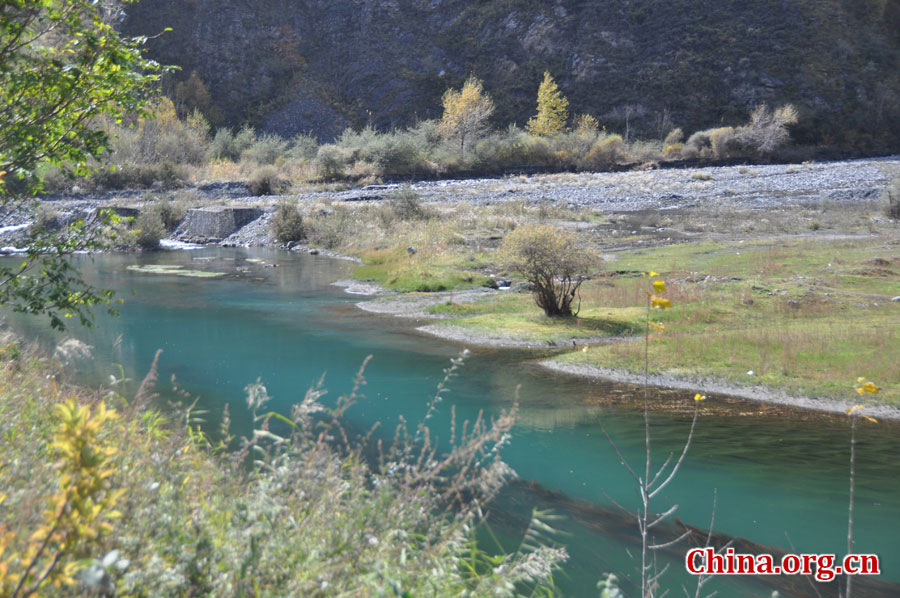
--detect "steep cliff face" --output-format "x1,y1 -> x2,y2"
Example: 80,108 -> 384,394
123,0 -> 900,149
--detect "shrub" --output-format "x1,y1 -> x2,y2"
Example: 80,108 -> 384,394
573,113 -> 600,135
35,163 -> 70,193
147,198 -> 187,231
241,133 -> 289,165
307,205 -> 355,249
663,142 -> 683,158
709,126 -> 737,159
386,185 -> 430,221
682,127 -> 739,160
663,127 -> 684,146
248,165 -> 289,196
625,140 -> 663,163
270,201 -> 306,243
232,125 -> 258,156
314,144 -> 351,180
208,128 -> 238,161
33,205 -> 64,232
885,176 -> 900,220
0,351 -> 566,598
286,133 -> 320,162
368,129 -> 429,174
107,98 -> 208,166
497,223 -> 598,317
581,134 -> 623,170
735,103 -> 798,156
87,162 -> 186,191
682,129 -> 712,159
132,210 -> 165,249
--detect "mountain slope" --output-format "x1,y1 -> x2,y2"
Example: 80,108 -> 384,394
123,0 -> 900,151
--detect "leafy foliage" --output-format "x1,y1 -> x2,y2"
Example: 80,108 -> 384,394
497,223 -> 597,317
439,75 -> 495,155
1,398 -> 122,596
0,0 -> 163,329
526,72 -> 569,137
132,211 -> 165,250
270,200 -> 306,243
248,165 -> 289,195
0,349 -> 567,597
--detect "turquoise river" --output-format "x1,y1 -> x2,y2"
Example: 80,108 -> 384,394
4,248 -> 899,598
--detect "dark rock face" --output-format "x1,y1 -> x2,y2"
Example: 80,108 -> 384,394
174,206 -> 264,242
123,0 -> 900,148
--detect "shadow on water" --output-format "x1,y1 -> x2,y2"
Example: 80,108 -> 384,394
492,478 -> 899,598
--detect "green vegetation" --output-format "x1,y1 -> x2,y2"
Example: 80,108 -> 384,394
496,224 -> 597,317
886,175 -> 900,220
412,235 -> 900,403
439,75 -> 495,155
526,72 -> 569,138
0,347 -> 565,597
37,80 -> 803,193
270,200 -> 306,243
550,238 -> 900,403
355,246 -> 494,292
126,265 -> 225,278
0,0 -> 162,329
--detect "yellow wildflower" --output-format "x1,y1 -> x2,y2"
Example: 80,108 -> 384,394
853,378 -> 879,395
650,296 -> 672,310
652,280 -> 667,293
694,394 -> 706,401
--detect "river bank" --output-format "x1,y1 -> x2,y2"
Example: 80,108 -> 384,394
348,281 -> 900,420
3,157 -> 898,416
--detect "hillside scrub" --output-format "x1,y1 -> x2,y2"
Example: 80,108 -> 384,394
0,347 -> 566,597
42,97 -> 804,192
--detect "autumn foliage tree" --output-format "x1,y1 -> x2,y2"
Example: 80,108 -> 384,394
497,224 -> 597,317
526,72 -> 569,137
438,75 -> 495,155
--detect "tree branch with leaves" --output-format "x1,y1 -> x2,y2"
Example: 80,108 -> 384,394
0,0 -> 165,329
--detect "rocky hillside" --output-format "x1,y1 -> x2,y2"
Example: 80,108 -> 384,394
122,0 -> 900,152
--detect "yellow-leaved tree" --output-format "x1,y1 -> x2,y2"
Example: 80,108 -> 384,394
526,72 -> 569,137
438,75 -> 495,155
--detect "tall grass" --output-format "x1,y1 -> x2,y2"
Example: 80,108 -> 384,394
0,345 -> 565,597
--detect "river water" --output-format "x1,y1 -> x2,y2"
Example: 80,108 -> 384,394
5,247 -> 899,597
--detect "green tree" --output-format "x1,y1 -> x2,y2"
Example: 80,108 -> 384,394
0,0 -> 163,329
438,75 -> 495,155
526,72 -> 569,137
497,223 -> 597,317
